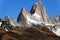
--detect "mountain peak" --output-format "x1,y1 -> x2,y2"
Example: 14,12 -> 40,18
30,1 -> 43,15
17,8 -> 26,23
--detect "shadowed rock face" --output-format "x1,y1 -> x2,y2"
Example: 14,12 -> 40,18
17,8 -> 31,27
17,8 -> 27,27
1,27 -> 60,40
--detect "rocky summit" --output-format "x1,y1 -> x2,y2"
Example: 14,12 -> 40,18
0,1 -> 60,40
17,1 -> 49,27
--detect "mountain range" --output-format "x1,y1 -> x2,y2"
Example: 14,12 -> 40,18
17,1 -> 60,36
0,1 -> 60,40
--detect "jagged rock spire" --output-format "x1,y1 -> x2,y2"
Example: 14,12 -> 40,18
17,8 -> 26,22
17,8 -> 30,22
17,8 -> 31,27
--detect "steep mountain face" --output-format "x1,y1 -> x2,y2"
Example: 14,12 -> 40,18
17,8 -> 27,27
30,1 -> 48,24
17,8 -> 31,27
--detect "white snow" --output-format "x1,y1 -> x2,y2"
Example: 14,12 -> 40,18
33,13 -> 41,18
45,23 -> 60,36
52,29 -> 60,36
5,28 -> 8,31
27,16 -> 42,25
44,23 -> 50,26
0,22 -> 2,26
45,23 -> 55,26
27,17 -> 38,24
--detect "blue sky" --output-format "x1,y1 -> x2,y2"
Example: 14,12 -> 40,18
0,0 -> 60,19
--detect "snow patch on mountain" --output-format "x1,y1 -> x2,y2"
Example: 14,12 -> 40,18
27,16 -> 42,25
33,13 -> 41,18
0,22 -> 2,26
52,28 -> 60,36
5,28 -> 8,31
45,23 -> 55,26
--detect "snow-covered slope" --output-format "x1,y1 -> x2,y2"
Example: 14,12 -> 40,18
53,29 -> 60,36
